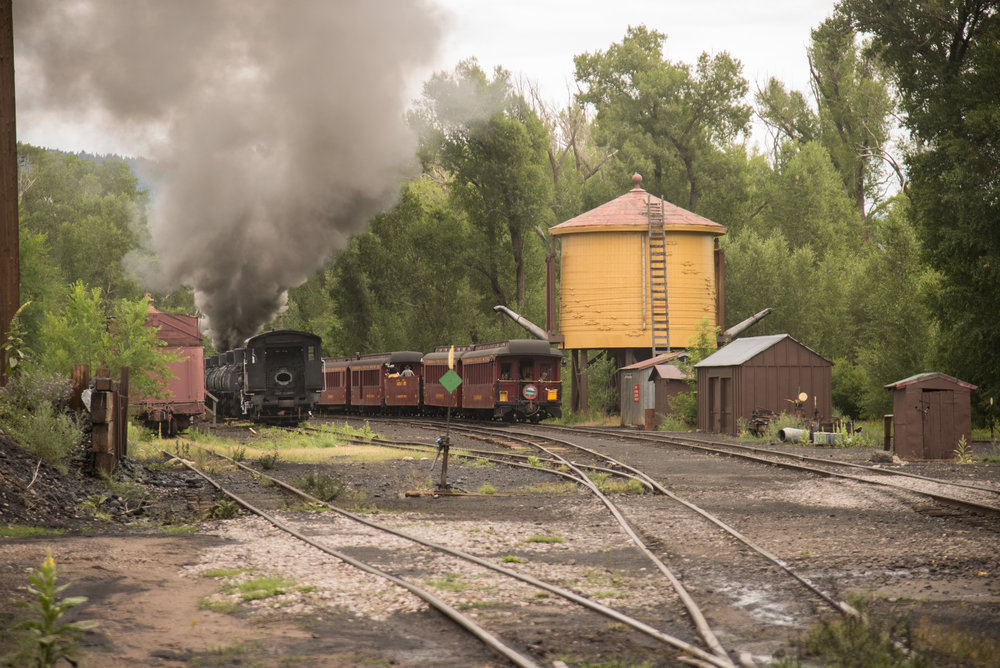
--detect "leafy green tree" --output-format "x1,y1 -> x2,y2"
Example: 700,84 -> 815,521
17,145 -> 150,301
574,25 -> 751,211
837,0 -> 1000,398
756,16 -> 896,221
36,282 -> 172,400
324,178 -> 512,354
414,60 -> 554,310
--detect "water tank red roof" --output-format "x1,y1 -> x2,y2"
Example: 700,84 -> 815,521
550,174 -> 726,236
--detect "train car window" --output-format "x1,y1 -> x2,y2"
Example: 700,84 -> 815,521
519,360 -> 532,380
540,364 -> 552,381
500,362 -> 511,380
307,347 -> 316,361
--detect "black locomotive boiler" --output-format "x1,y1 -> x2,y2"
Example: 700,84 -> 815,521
206,329 -> 322,423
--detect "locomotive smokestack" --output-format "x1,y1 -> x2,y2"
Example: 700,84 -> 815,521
15,1 -> 445,350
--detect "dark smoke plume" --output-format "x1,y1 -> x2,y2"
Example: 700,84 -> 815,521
14,1 -> 443,349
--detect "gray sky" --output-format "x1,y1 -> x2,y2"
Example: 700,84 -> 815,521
16,0 -> 838,155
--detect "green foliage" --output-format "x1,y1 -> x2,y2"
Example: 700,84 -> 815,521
35,282 -> 174,401
294,472 -> 344,502
14,550 -> 98,668
0,364 -> 80,473
575,25 -> 750,211
838,0 -> 1000,412
2,302 -> 32,377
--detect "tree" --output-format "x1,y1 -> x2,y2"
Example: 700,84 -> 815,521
837,0 -> 1000,397
574,25 -> 751,211
756,16 -> 897,222
36,282 -> 172,400
413,61 -> 554,310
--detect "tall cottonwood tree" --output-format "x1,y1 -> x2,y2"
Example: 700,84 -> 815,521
838,0 -> 1000,398
412,60 -> 553,310
756,16 -> 896,222
573,25 -> 751,211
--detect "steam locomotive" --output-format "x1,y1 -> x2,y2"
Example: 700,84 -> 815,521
205,329 -> 323,423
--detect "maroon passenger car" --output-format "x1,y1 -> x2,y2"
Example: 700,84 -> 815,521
421,345 -> 472,416
460,339 -> 563,422
348,351 -> 424,414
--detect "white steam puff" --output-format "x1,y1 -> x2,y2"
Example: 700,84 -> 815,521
15,1 -> 444,349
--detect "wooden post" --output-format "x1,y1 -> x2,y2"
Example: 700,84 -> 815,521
91,375 -> 115,475
571,349 -> 589,414
0,1 -> 18,387
116,367 -> 129,460
70,365 -> 91,411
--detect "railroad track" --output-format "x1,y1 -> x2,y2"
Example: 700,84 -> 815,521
528,425 -> 1000,518
163,439 -> 744,668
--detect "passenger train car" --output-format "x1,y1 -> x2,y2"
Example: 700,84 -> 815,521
206,329 -> 322,423
318,339 -> 563,422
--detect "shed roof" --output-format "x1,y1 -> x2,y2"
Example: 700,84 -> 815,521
884,372 -> 978,391
694,333 -> 830,367
619,351 -> 686,371
549,174 -> 726,237
655,364 -> 690,381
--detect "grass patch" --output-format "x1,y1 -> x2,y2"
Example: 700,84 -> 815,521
775,594 -> 1000,668
160,524 -> 199,535
586,472 -> 646,494
526,534 -> 563,544
201,568 -> 250,579
477,483 -> 497,495
225,576 -> 298,601
0,525 -> 65,537
519,481 -> 579,495
425,573 -> 471,592
294,471 -> 344,502
502,555 -> 525,563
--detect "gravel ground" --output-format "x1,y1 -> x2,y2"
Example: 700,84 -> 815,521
1,422 -> 999,667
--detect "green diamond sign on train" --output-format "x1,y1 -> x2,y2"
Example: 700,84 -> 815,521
440,369 -> 462,394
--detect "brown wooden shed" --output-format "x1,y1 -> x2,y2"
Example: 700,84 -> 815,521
884,373 -> 977,460
694,334 -> 832,435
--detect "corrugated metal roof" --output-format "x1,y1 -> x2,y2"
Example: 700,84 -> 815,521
694,334 -> 790,367
550,175 -> 726,237
884,372 -> 978,391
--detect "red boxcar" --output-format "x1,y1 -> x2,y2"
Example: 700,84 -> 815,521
135,306 -> 206,435
460,339 -> 563,422
349,351 -> 424,414
421,345 -> 472,416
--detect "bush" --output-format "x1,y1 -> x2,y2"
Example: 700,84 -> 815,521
0,365 -> 80,473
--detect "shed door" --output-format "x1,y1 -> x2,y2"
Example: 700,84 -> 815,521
708,375 -> 732,434
920,389 -> 955,459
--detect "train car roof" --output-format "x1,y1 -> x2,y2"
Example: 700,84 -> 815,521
242,329 -> 322,348
464,339 -> 563,358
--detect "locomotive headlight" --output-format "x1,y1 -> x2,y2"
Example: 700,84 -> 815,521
274,368 -> 294,386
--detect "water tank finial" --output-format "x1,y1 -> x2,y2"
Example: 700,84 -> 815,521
632,173 -> 642,189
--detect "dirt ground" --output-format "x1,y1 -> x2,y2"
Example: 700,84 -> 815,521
1,426 -> 999,667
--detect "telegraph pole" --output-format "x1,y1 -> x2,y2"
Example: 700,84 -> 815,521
0,0 -> 17,386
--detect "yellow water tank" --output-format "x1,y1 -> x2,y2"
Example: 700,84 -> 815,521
550,175 -> 726,350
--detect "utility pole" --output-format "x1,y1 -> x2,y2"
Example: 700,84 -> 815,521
0,0 -> 18,386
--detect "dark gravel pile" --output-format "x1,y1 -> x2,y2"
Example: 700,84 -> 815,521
0,433 -> 208,530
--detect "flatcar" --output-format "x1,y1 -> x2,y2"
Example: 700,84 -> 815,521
206,329 -> 322,423
459,339 -> 562,422
134,306 -> 205,436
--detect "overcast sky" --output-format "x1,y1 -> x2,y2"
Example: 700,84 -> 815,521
15,0 -> 839,155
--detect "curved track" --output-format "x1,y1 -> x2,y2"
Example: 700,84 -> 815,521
165,440 -> 741,668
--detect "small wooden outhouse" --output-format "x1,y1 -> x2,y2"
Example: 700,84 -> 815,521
884,373 -> 977,460
694,334 -> 832,435
619,352 -> 690,429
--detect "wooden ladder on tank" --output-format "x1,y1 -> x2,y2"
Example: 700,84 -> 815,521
647,196 -> 669,355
